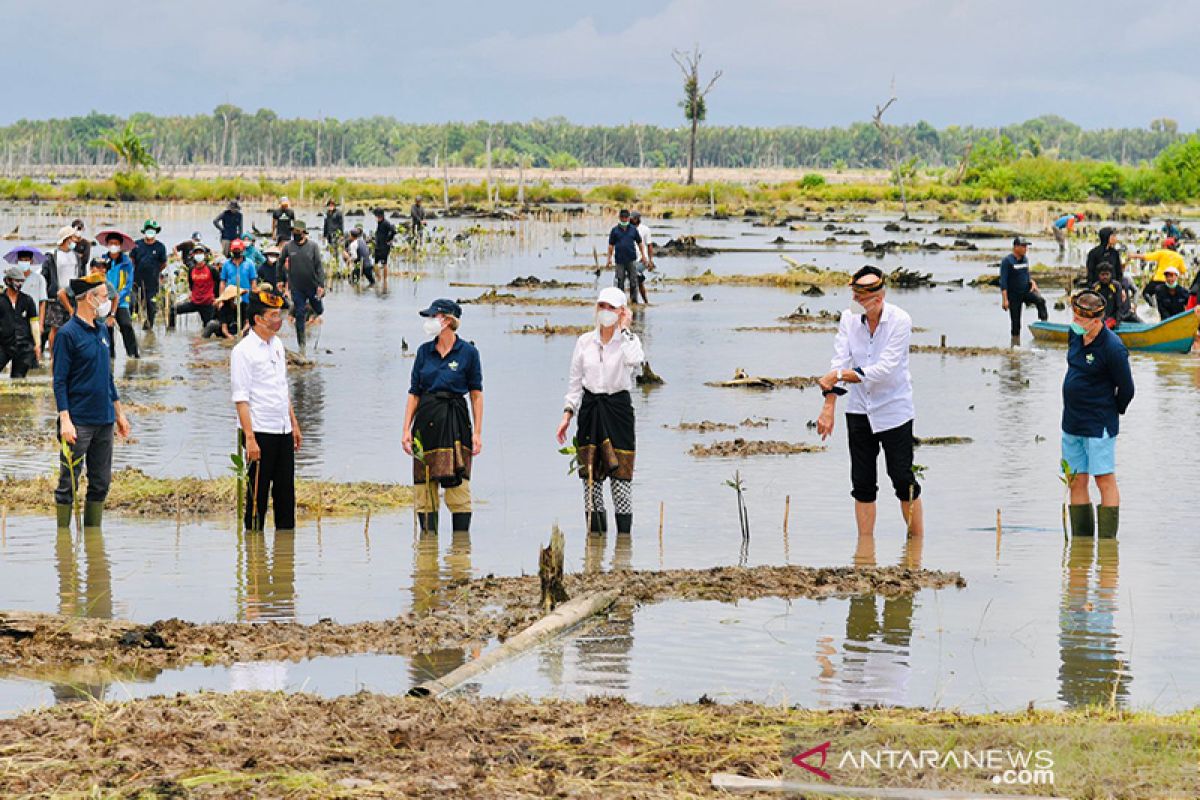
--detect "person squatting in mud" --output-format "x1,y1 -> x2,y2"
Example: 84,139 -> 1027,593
816,266 -> 923,538
556,287 -> 645,535
402,299 -> 484,535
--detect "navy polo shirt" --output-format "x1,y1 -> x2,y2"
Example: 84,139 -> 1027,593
1061,325 -> 1135,438
608,224 -> 642,264
998,253 -> 1031,294
52,315 -> 119,425
130,239 -> 168,281
409,337 -> 483,396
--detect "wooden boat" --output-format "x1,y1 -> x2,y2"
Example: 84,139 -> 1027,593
1030,310 -> 1199,353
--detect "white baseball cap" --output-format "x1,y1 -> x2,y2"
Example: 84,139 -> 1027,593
597,287 -> 627,308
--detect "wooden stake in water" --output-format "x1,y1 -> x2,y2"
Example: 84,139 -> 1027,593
995,507 -> 1002,559
658,501 -> 665,568
783,495 -> 791,563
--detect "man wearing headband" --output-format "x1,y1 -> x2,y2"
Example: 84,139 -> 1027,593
816,266 -> 923,539
230,288 -> 300,532
1061,291 -> 1134,539
53,272 -> 131,528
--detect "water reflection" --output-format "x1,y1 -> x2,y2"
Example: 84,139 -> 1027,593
408,531 -> 474,688
290,369 -> 325,474
51,526 -> 122,704
235,529 -> 296,622
1058,537 -> 1129,707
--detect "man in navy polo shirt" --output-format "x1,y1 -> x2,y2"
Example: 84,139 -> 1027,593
1061,290 -> 1134,539
130,220 -> 168,330
605,209 -> 646,304
53,273 -> 131,528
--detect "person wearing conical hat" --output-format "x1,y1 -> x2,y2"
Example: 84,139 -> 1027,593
52,271 -> 131,529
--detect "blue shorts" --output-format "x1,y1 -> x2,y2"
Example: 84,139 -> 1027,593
1061,431 -> 1116,476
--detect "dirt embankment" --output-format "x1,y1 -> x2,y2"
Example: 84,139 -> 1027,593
0,693 -> 1191,799
0,565 -> 964,671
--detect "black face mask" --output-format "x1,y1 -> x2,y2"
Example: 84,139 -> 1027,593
293,232 -> 305,242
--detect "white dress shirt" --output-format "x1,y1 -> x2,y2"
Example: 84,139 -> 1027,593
563,327 -> 645,412
829,302 -> 915,433
230,331 -> 292,433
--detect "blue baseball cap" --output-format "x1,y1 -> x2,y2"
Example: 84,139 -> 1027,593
419,298 -> 462,318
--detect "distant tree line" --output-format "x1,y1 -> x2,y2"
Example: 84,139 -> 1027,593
0,109 -> 1189,171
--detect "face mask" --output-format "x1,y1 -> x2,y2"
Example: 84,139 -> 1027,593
143,232 -> 156,240
293,232 -> 305,242
1069,322 -> 1088,336
194,252 -> 207,262
597,309 -> 619,327
618,221 -> 629,228
1167,280 -> 1178,288
108,244 -> 122,255
266,257 -> 277,265
96,298 -> 112,317
423,318 -> 443,337
849,299 -> 868,315
18,262 -> 31,273
264,315 -> 283,334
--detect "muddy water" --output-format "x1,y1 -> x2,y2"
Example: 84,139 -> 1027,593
0,202 -> 1197,714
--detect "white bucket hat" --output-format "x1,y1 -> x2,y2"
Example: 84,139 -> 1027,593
597,287 -> 627,308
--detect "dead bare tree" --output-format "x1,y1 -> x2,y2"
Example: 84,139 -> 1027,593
672,45 -> 722,185
872,88 -> 911,219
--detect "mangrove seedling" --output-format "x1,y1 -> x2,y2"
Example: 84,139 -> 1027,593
907,463 -> 927,534
1059,458 -> 1077,541
558,436 -> 582,476
229,432 -> 248,529
725,471 -> 750,543
412,431 -> 438,527
59,438 -> 85,529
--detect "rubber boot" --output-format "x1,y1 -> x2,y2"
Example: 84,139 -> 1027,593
615,513 -> 633,535
417,512 -> 439,533
451,512 -> 472,533
1097,505 -> 1119,539
587,511 -> 607,535
1068,504 -> 1094,538
83,501 -> 104,528
55,504 -> 73,529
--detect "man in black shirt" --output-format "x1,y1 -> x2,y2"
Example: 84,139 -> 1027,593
213,201 -> 243,256
323,199 -> 344,251
130,220 -> 168,329
373,209 -> 396,273
1085,227 -> 1123,285
0,265 -> 38,378
272,197 -> 296,244
1154,266 -> 1190,319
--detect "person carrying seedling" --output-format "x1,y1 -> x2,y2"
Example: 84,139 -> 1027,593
401,299 -> 483,535
231,287 -> 300,532
53,272 -> 131,528
816,266 -> 923,539
1061,290 -> 1134,539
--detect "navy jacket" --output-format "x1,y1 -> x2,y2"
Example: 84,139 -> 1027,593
608,224 -> 642,264
998,253 -> 1031,294
1061,325 -> 1134,438
409,336 -> 483,396
215,209 -> 243,240
53,315 -> 119,426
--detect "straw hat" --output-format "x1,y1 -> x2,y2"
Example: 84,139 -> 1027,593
215,285 -> 247,305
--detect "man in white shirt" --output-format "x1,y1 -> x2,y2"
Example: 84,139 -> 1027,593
231,288 -> 302,532
816,266 -> 923,538
631,211 -> 654,304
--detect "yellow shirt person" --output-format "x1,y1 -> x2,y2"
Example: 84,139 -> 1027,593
1131,245 -> 1187,282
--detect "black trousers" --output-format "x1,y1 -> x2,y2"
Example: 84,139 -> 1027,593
245,431 -> 296,531
107,308 -> 139,359
846,414 -> 920,503
1007,287 -> 1048,336
135,275 -> 159,327
0,340 -> 35,378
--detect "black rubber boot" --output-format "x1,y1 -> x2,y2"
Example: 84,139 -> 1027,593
56,504 -> 73,529
587,511 -> 607,535
1097,505 -> 1119,539
417,512 -> 439,533
83,501 -> 104,528
615,513 -> 633,534
451,512 -> 472,533
1068,504 -> 1095,538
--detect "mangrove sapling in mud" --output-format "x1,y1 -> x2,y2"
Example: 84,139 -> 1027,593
59,438 -> 85,530
907,463 -> 926,536
1059,457 -> 1077,541
411,432 -> 438,531
725,470 -> 750,551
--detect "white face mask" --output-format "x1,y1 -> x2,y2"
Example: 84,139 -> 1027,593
597,309 -> 619,327
849,299 -> 868,316
423,318 -> 443,337
96,298 -> 112,317
108,244 -> 122,255
143,232 -> 156,241
194,252 -> 207,262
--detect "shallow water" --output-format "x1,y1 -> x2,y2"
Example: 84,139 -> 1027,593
0,201 -> 1197,714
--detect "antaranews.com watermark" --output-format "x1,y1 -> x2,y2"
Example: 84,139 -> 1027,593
781,722 -> 1198,797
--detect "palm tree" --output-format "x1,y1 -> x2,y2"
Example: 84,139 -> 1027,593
92,122 -> 158,171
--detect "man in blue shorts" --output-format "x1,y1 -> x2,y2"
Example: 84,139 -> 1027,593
1061,290 -> 1134,538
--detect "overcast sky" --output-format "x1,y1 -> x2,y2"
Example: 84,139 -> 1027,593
7,0 -> 1197,130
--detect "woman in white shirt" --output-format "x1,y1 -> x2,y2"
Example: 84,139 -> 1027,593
556,287 -> 645,535
816,266 -> 923,538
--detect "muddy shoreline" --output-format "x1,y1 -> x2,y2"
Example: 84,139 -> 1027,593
0,692 -> 1192,798
0,565 -> 963,671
